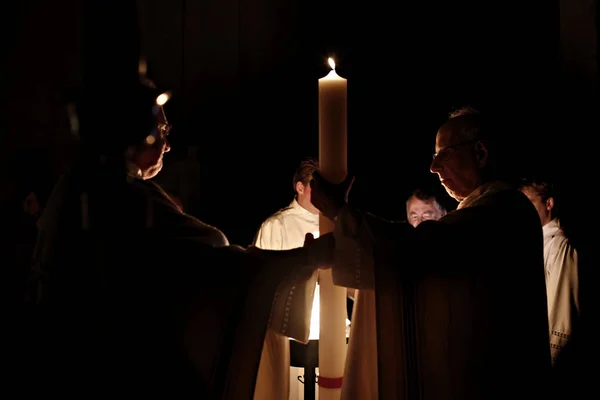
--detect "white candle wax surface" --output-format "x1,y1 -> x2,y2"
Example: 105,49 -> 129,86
321,68 -> 344,81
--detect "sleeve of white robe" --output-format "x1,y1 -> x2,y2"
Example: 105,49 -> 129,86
254,216 -> 318,342
254,218 -> 284,250
251,218 -> 290,400
545,235 -> 579,365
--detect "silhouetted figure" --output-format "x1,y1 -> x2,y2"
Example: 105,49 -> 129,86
310,107 -> 552,399
23,2 -> 334,398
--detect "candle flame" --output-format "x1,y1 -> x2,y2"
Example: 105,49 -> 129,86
156,91 -> 171,106
328,57 -> 336,70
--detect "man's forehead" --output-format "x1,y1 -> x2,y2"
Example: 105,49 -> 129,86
435,125 -> 456,149
437,119 -> 473,148
521,187 -> 541,201
408,198 -> 437,211
435,127 -> 448,142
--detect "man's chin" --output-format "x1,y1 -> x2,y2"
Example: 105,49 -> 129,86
442,184 -> 460,202
142,163 -> 162,180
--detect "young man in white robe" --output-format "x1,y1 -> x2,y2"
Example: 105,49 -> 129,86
310,106 -> 552,400
252,158 -> 320,400
520,178 -> 580,391
253,158 -> 351,400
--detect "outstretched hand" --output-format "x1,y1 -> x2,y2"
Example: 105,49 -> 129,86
242,232 -> 335,284
310,171 -> 355,221
271,232 -> 334,283
304,232 -> 315,246
303,232 -> 334,271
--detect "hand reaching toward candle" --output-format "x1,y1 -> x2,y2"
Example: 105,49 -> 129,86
310,171 -> 355,221
304,231 -> 316,245
244,232 -> 335,283
303,232 -> 333,270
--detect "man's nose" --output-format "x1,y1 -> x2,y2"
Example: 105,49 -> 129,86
163,138 -> 171,153
430,157 -> 441,173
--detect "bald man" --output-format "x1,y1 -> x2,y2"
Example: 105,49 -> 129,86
310,106 -> 551,400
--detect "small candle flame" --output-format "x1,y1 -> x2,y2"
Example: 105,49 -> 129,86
328,57 -> 336,70
156,91 -> 171,106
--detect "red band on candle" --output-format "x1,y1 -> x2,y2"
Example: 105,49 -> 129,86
318,376 -> 343,389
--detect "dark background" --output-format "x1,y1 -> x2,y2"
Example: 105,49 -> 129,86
2,0 -> 597,246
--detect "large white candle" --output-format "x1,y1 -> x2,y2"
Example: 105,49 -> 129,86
318,57 -> 348,400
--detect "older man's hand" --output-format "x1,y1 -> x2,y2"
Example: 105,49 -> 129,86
243,232 -> 335,285
285,232 -> 334,283
303,232 -> 334,270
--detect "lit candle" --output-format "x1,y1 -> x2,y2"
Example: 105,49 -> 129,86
318,57 -> 348,400
318,58 -> 347,180
308,283 -> 352,341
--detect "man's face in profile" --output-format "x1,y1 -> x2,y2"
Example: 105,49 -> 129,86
430,120 -> 485,202
133,105 -> 171,180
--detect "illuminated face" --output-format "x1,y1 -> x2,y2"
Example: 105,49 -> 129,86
132,106 -> 171,180
407,197 -> 444,227
430,124 -> 485,202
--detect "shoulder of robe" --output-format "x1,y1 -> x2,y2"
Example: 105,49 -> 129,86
431,188 -> 538,241
454,187 -> 533,217
270,205 -> 295,219
128,179 -> 229,246
259,212 -> 286,230
552,231 -> 578,257
132,179 -> 170,200
253,213 -> 286,249
125,178 -> 186,213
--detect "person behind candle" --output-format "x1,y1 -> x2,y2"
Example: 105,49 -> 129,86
405,187 -> 447,227
251,157 -> 320,400
251,157 -> 352,400
519,178 -> 579,369
309,106 -> 551,399
26,76 -> 335,398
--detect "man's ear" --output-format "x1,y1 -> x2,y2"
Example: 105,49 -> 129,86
295,181 -> 305,195
474,141 -> 488,167
546,197 -> 554,212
